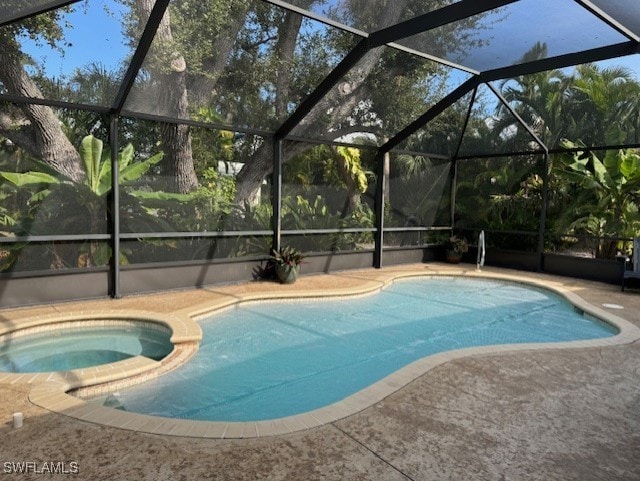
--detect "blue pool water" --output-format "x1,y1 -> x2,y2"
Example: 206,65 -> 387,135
0,325 -> 173,373
98,277 -> 617,421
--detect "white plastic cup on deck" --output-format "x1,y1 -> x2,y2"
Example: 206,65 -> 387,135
13,412 -> 23,429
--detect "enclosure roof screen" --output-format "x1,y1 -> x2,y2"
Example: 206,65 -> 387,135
1,0 -> 639,150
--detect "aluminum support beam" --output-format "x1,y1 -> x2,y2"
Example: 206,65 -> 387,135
367,0 -> 519,48
0,0 -> 81,27
109,115 -> 121,298
453,86 -> 478,160
373,151 -> 386,268
272,139 -> 283,254
538,151 -> 550,272
450,85 -> 478,228
381,77 -> 480,154
111,0 -> 172,114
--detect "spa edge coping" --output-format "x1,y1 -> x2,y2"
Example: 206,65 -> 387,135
1,268 -> 639,439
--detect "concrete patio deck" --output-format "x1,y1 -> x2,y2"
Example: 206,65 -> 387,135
1,263 -> 639,480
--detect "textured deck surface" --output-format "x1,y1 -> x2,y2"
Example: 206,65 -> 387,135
2,263 -> 640,480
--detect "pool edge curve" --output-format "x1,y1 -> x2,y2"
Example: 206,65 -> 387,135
8,267 -> 640,439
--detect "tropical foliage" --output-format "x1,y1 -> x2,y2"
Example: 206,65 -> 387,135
455,59 -> 640,257
1,0 -> 640,272
0,135 -> 174,268
552,142 -> 640,257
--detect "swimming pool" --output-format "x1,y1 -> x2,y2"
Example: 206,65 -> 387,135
95,277 -> 617,421
0,324 -> 174,373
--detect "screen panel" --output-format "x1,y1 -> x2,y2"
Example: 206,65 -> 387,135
397,0 -> 629,72
122,0 -> 361,132
277,0 -> 458,34
0,0 -> 137,106
280,140 -> 376,253
290,44 -> 472,145
589,0 -> 640,38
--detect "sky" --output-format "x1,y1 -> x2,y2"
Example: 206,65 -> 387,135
20,0 -> 131,80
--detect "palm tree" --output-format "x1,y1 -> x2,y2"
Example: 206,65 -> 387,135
566,64 -> 640,146
493,42 -> 571,150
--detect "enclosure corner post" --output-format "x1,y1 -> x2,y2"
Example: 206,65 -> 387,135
374,150 -> 387,269
450,158 -> 458,228
109,115 -> 121,299
537,150 -> 550,272
272,137 -> 283,255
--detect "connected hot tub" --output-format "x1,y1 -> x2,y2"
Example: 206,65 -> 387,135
0,322 -> 174,373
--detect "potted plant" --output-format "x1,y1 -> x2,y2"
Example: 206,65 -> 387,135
271,246 -> 304,284
445,235 -> 468,263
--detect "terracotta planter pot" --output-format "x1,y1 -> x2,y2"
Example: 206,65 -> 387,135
446,250 -> 463,264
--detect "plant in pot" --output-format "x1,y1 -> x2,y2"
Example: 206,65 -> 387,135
445,235 -> 468,263
271,246 -> 304,284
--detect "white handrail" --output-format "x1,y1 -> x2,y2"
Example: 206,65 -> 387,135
476,230 -> 486,271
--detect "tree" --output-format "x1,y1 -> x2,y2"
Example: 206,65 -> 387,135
131,0 -> 197,194
567,64 -> 640,146
0,9 -> 86,182
1,0 -> 489,207
493,42 -> 571,150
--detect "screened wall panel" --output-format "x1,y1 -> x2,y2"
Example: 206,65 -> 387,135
383,153 -> 451,248
544,148 -> 640,260
0,240 -> 111,273
120,234 -> 271,264
290,45 -> 466,145
0,103 -> 113,273
116,118 -> 273,263
122,1 -> 360,133
385,153 -> 451,228
455,154 -> 544,251
0,106 -> 109,234
281,232 -> 374,253
118,118 -> 272,233
281,140 -> 376,253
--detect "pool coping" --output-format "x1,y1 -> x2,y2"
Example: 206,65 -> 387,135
4,267 -> 640,439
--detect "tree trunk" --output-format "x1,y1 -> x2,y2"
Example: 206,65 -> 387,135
233,1 -> 408,204
274,10 -> 304,118
188,3 -> 251,105
136,0 -> 198,194
232,6 -> 308,204
159,121 -> 197,193
235,140 -> 310,204
0,47 -> 84,182
235,145 -> 272,205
